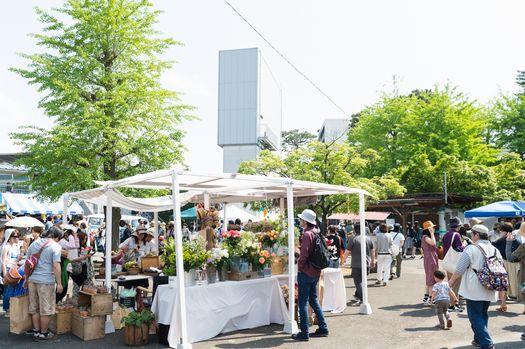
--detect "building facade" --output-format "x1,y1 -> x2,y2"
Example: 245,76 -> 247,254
217,48 -> 282,173
318,118 -> 349,144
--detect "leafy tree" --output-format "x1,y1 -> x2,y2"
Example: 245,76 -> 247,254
492,90 -> 525,159
349,86 -> 496,177
239,142 -> 405,223
11,0 -> 192,249
281,129 -> 316,153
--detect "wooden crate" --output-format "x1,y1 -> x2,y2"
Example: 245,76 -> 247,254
78,290 -> 113,316
71,313 -> 105,341
141,255 -> 160,271
49,311 -> 72,334
227,270 -> 259,281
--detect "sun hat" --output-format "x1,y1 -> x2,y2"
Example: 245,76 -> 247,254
450,217 -> 461,228
469,218 -> 483,226
298,209 -> 317,225
422,221 -> 436,230
471,224 -> 489,235
136,226 -> 147,233
145,228 -> 155,237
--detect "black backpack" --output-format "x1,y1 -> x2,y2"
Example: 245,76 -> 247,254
308,232 -> 330,269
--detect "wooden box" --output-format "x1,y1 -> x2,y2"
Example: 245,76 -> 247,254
227,270 -> 259,281
9,295 -> 32,334
141,255 -> 160,271
71,313 -> 105,341
49,311 -> 72,334
78,290 -> 113,316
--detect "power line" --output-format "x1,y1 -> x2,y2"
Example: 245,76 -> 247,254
223,0 -> 350,118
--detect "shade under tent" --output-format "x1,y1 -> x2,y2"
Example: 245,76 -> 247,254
64,169 -> 371,348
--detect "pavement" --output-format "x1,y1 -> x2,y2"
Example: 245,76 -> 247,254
1,258 -> 524,348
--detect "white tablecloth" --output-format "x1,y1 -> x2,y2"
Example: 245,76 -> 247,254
320,268 -> 347,313
275,269 -> 347,314
151,276 -> 289,345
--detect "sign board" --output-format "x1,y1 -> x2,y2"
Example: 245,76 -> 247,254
386,218 -> 396,226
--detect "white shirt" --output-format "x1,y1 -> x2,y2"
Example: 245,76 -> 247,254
392,231 -> 405,248
139,240 -> 157,256
59,235 -> 79,261
119,236 -> 137,251
457,240 -> 501,302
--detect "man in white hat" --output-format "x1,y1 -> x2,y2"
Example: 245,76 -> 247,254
449,224 -> 506,349
292,209 -> 328,342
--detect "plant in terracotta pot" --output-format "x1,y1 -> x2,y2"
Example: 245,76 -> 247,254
122,309 -> 155,346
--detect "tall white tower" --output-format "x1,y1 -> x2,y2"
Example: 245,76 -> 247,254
218,48 -> 282,173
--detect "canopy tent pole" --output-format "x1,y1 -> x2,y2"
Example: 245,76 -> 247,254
284,183 -> 298,334
62,194 -> 69,224
358,192 -> 372,315
153,211 -> 159,252
279,198 -> 285,214
223,203 -> 227,232
104,190 -> 115,333
172,172 -> 191,349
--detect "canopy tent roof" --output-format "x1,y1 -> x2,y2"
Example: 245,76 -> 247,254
3,192 -> 83,215
464,201 -> 525,218
68,169 -> 370,211
328,211 -> 391,221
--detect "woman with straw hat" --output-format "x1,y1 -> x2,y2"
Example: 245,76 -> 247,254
421,221 -> 439,305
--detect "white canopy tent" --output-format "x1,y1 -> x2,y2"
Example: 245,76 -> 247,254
64,169 -> 371,348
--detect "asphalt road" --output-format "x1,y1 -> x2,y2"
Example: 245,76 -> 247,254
1,258 -> 524,348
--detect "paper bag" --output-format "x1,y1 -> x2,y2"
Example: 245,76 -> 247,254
10,295 -> 33,334
112,305 -> 130,330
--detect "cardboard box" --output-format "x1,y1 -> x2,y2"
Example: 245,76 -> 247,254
78,290 -> 113,316
9,295 -> 32,334
71,313 -> 105,341
141,255 -> 160,271
49,311 -> 72,334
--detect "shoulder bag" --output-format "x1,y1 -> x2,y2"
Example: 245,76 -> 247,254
442,233 -> 461,273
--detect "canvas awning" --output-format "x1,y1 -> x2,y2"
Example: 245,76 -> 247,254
2,192 -> 83,215
464,201 -> 525,218
328,211 -> 391,221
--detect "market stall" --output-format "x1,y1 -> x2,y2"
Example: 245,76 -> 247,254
464,200 -> 525,218
64,169 -> 371,349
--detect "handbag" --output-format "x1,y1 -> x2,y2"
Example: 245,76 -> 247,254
3,266 -> 23,286
437,246 -> 445,260
442,233 -> 462,273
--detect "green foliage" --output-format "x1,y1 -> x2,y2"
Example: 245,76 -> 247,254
350,86 -> 497,177
10,0 -> 193,199
281,129 -> 316,153
122,309 -> 154,327
161,237 -> 207,274
238,141 -> 405,221
492,93 -> 525,159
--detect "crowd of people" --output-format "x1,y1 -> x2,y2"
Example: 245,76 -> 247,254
292,211 -> 525,348
0,212 -> 162,340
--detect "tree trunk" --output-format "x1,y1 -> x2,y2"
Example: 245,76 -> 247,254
112,207 -> 121,251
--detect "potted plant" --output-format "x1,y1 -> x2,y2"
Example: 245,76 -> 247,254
124,261 -> 140,275
161,237 -> 208,287
122,309 -> 154,346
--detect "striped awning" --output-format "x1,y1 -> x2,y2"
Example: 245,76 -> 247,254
1,192 -> 83,215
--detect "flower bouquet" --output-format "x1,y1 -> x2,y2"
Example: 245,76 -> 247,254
161,237 -> 208,286
257,230 -> 280,249
206,247 -> 229,283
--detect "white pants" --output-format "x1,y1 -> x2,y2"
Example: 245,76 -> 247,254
377,254 -> 393,283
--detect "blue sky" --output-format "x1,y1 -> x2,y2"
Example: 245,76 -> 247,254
1,0 -> 524,171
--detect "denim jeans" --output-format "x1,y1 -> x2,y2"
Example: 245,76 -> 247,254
466,299 -> 493,348
328,260 -> 340,268
297,272 -> 327,336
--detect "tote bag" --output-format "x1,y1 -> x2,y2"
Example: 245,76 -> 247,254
442,232 -> 462,273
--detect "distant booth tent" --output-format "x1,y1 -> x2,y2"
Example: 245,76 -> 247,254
63,169 -> 371,348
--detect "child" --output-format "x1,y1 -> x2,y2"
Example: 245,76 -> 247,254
431,270 -> 458,330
